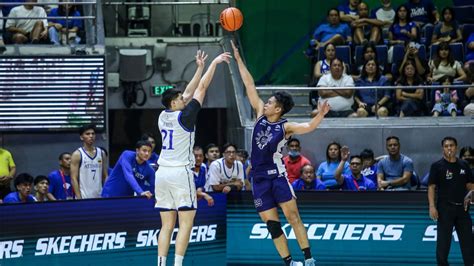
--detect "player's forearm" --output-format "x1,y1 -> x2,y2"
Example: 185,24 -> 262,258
183,65 -> 204,103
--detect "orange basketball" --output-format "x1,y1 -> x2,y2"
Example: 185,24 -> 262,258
220,7 -> 243,32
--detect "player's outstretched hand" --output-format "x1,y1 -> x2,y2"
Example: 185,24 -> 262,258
317,100 -> 331,116
141,191 -> 153,199
230,40 -> 242,61
213,52 -> 232,64
195,50 -> 208,68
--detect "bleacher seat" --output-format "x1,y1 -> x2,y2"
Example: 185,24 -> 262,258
462,24 -> 474,43
453,0 -> 474,6
429,43 -> 464,62
354,45 -> 388,66
453,6 -> 474,24
318,45 -> 351,66
420,24 -> 434,47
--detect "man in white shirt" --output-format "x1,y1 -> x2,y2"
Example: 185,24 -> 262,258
5,0 -> 48,44
206,143 -> 245,193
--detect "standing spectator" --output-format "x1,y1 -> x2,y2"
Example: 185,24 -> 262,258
101,140 -> 155,199
355,59 -> 392,117
370,0 -> 396,35
405,0 -> 438,29
141,133 -> 159,167
206,143 -> 244,193
48,2 -> 82,45
428,136 -> 473,266
313,58 -> 355,117
360,149 -> 378,185
193,146 -> 207,192
310,8 -> 352,51
460,146 -> 474,175
377,136 -> 414,190
34,175 -> 50,202
48,152 -> 74,200
428,42 -> 467,83
395,59 -> 425,117
70,124 -> 108,199
316,142 -> 351,189
3,173 -> 36,203
204,143 -> 220,168
388,5 -> 418,63
351,2 -> 382,45
5,0 -> 48,44
431,76 -> 459,117
431,7 -> 462,45
0,135 -> 16,199
292,164 -> 326,191
335,147 -> 376,191
283,138 -> 312,184
339,0 -> 360,24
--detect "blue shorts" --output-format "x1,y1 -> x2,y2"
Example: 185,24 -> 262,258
251,175 -> 295,212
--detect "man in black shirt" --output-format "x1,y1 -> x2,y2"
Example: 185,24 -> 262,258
428,136 -> 474,266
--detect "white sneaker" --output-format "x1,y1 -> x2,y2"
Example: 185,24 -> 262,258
304,258 -> 316,266
290,261 -> 304,266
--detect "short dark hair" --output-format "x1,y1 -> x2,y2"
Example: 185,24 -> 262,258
136,140 -> 152,149
79,124 -> 96,135
161,88 -> 182,109
460,146 -> 473,158
34,175 -> 50,186
205,143 -> 219,154
360,149 -> 374,160
236,149 -> 249,160
350,155 -> 362,162
14,173 -> 34,188
287,138 -> 300,146
140,133 -> 156,142
222,143 -> 237,153
193,145 -> 204,153
272,91 -> 294,116
327,8 -> 339,16
58,152 -> 71,160
330,57 -> 343,67
300,163 -> 314,174
326,141 -> 341,162
386,136 -> 399,143
441,136 -> 457,147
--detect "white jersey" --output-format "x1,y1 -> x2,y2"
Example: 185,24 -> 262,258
157,110 -> 195,167
206,158 -> 245,191
78,147 -> 103,198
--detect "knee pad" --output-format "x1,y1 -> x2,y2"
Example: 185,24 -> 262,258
266,220 -> 283,239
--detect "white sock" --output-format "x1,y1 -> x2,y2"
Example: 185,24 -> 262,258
174,254 -> 184,266
158,256 -> 167,266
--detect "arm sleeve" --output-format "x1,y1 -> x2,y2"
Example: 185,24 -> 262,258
317,75 -> 328,87
376,160 -> 384,175
179,99 -> 201,132
119,152 -> 144,194
7,152 -> 15,167
427,163 -> 438,185
403,158 -> 414,173
313,25 -> 323,40
5,9 -> 16,28
145,165 -> 155,191
316,163 -> 324,176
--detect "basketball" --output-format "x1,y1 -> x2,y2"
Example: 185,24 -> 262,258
220,7 -> 243,32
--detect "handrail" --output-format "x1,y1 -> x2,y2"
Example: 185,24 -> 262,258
0,16 -> 95,20
256,84 -> 473,91
104,1 -> 228,5
0,2 -> 96,5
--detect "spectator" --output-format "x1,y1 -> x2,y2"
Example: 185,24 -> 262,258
431,76 -> 459,117
292,164 -> 326,191
283,138 -> 312,184
428,42 -> 467,83
397,41 -> 427,77
206,143 -> 244,193
396,59 -> 425,117
352,42 -> 391,80
101,140 -> 155,199
311,8 -> 352,51
0,135 -> 16,199
193,146 -> 207,192
339,0 -> 361,23
3,173 -> 36,203
431,7 -> 462,45
465,33 -> 474,68
370,0 -> 396,35
34,175 -> 50,202
140,133 -> 159,168
5,0 -> 48,44
460,146 -> 474,175
335,147 -> 376,191
0,10 -> 4,46
235,148 -> 251,190
355,59 -> 392,117
360,148 -> 378,185
388,5 -> 418,63
48,2 -> 82,45
316,141 -> 351,189
351,2 -> 382,45
313,58 -> 356,117
313,43 -> 336,81
464,82 -> 474,116
70,124 -> 108,199
37,0 -> 57,14
405,0 -> 438,29
204,143 -> 220,168
377,136 -> 414,190
48,152 -> 74,200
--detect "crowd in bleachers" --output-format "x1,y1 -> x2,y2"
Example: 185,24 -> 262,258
0,0 -> 83,46
307,0 -> 474,117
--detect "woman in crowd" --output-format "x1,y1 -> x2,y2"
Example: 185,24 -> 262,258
428,42 -> 466,83
431,7 -> 462,45
396,59 -> 425,117
316,142 -> 350,189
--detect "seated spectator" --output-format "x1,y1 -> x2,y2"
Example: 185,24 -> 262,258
48,2 -> 82,45
388,5 -> 418,63
313,58 -> 356,117
292,164 -> 326,191
314,43 -> 335,81
34,175 -> 51,202
0,135 -> 16,199
193,146 -> 207,192
283,138 -> 312,184
431,7 -> 462,45
397,41 -> 427,77
351,2 -> 382,45
206,143 -> 244,193
339,0 -> 361,24
236,148 -> 252,190
48,152 -> 74,200
428,42 -> 467,83
464,82 -> 474,116
460,146 -> 474,175
370,0 -> 396,35
405,0 -> 438,29
431,76 -> 459,117
205,143 -> 220,168
101,140 -> 155,199
335,147 -> 376,191
5,1 -> 48,44
316,142 -> 351,189
396,59 -> 425,117
352,42 -> 391,80
310,8 -> 352,51
360,148 -> 378,185
140,133 -> 159,168
3,173 -> 36,203
465,33 -> 474,68
377,136 -> 413,190
355,59 -> 392,117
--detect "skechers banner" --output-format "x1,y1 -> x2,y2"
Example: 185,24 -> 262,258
0,195 -> 226,266
227,192 -> 473,265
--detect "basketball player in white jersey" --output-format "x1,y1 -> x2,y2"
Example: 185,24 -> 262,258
155,51 -> 231,266
70,124 -> 108,199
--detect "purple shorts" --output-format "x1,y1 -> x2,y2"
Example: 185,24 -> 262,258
252,175 -> 296,212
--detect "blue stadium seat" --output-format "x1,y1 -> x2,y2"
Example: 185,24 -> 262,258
429,43 -> 464,62
453,6 -> 474,24
318,45 -> 351,66
453,0 -> 474,6
354,45 -> 388,66
462,24 -> 474,43
420,24 -> 434,47
392,45 -> 405,65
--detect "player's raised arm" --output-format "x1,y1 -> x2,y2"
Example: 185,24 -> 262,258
193,52 -> 232,105
182,50 -> 208,104
285,100 -> 330,137
231,40 -> 264,117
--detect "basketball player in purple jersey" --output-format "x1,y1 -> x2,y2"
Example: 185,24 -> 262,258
231,41 -> 330,266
